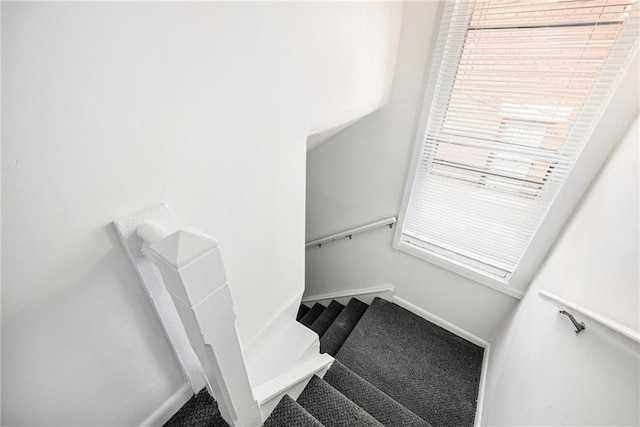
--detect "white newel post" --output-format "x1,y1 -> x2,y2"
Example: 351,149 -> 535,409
113,206 -> 207,395
148,228 -> 262,427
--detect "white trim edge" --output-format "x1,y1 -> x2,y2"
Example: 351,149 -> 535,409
475,344 -> 490,427
140,383 -> 194,427
392,296 -> 489,348
302,285 -> 396,305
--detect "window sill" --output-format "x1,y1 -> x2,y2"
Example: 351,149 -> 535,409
394,239 -> 524,300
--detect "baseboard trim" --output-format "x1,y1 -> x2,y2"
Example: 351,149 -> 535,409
475,344 -> 490,427
140,383 -> 194,426
392,296 -> 489,348
302,284 -> 396,305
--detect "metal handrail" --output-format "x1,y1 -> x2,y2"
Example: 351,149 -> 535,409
305,217 -> 397,248
539,290 -> 640,354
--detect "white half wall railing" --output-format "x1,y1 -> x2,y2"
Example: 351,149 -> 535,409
306,217 -> 397,248
115,205 -> 334,426
539,290 -> 640,355
114,205 -> 262,426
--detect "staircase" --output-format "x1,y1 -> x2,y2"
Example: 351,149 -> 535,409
166,297 -> 484,427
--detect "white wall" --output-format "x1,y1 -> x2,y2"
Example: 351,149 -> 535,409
1,2 -> 402,425
303,1 -> 639,423
484,115 -> 639,426
305,1 -> 518,341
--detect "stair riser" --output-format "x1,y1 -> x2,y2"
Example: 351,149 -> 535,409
299,303 -> 325,327
310,300 -> 345,338
257,362 -> 333,422
302,285 -> 395,307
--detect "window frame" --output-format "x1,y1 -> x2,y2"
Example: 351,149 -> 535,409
393,0 -> 640,299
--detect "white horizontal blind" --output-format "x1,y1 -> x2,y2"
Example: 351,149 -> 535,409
402,0 -> 639,279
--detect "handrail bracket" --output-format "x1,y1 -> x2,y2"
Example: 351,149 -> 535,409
559,310 -> 586,335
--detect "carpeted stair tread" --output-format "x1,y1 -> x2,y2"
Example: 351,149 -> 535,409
299,303 -> 325,327
297,375 -> 383,427
323,360 -> 432,427
263,394 -> 324,427
335,298 -> 484,427
310,301 -> 345,338
164,388 -> 229,427
319,298 -> 369,356
297,304 -> 311,321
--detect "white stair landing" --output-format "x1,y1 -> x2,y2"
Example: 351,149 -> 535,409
246,321 -> 322,387
245,319 -> 334,421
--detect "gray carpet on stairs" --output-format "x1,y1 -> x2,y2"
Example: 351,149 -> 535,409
324,360 -> 432,427
263,394 -> 324,427
320,298 -> 368,356
164,389 -> 229,427
297,375 -> 383,427
310,300 -> 345,337
335,298 -> 484,427
299,303 -> 325,327
167,297 -> 485,426
297,304 -> 311,321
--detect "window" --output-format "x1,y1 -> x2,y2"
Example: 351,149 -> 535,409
396,0 -> 639,296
